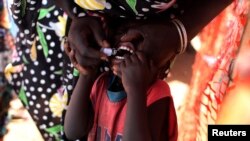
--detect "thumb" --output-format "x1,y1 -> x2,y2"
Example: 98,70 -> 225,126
91,21 -> 110,48
120,29 -> 143,42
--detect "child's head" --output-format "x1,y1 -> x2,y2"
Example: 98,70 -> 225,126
110,40 -> 177,79
106,19 -> 178,79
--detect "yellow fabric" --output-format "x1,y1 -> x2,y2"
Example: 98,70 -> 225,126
74,0 -> 106,10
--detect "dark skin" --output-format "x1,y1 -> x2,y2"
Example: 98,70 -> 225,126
55,0 -> 233,74
119,52 -> 170,141
64,16 -> 109,74
56,0 -> 233,140
65,38 -> 175,141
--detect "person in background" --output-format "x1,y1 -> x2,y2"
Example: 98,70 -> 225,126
5,0 -> 69,140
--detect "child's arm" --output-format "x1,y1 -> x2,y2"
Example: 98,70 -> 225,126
64,74 -> 96,140
119,52 -> 172,141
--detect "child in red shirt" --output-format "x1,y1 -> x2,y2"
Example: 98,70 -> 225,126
64,31 -> 178,140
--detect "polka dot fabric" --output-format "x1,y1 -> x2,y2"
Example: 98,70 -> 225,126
73,0 -> 188,20
7,0 -> 190,140
7,0 -> 72,140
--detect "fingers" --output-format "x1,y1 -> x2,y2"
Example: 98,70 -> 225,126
64,41 -> 99,75
74,63 -> 93,75
65,39 -> 100,67
92,31 -> 110,49
135,52 -> 147,64
63,37 -> 71,56
112,65 -> 122,77
75,52 -> 100,67
122,52 -> 146,66
72,52 -> 99,75
69,33 -> 105,60
69,27 -> 109,61
124,54 -> 132,65
120,29 -> 143,42
89,18 -> 110,50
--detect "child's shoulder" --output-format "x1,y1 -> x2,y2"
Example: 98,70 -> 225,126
150,79 -> 171,95
146,79 -> 172,106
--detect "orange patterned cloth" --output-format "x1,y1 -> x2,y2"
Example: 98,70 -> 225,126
178,1 -> 249,141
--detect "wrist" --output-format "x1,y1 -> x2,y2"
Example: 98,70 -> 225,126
126,88 -> 147,100
79,73 -> 97,83
127,90 -> 147,108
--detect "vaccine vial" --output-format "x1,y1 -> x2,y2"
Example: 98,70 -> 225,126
100,48 -> 117,57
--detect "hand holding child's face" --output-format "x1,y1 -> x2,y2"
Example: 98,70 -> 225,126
66,17 -> 110,74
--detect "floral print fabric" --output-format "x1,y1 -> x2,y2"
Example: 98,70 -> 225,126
5,0 -> 72,140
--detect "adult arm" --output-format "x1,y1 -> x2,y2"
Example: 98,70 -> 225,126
54,0 -> 109,74
64,74 -> 95,140
179,0 -> 233,41
120,0 -> 234,63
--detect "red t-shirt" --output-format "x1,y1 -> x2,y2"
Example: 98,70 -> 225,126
88,73 -> 178,141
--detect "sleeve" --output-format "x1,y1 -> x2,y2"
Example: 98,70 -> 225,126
167,96 -> 178,141
147,80 -> 178,141
74,0 -> 105,12
90,77 -> 99,109
158,0 -> 194,19
146,80 -> 172,107
70,2 -> 88,18
10,0 -> 41,32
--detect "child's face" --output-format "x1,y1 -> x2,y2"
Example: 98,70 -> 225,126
110,40 -> 174,77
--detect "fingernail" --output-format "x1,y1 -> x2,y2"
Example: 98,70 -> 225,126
120,34 -> 126,40
113,71 -> 118,75
102,40 -> 110,48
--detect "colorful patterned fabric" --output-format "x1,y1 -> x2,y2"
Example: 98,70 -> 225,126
5,0 -> 72,140
177,1 -> 249,141
5,0 -> 188,140
0,1 -> 11,138
72,0 -> 187,19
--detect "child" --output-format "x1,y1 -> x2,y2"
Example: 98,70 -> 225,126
64,29 -> 178,140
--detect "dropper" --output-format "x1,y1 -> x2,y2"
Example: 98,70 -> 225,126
100,48 -> 118,57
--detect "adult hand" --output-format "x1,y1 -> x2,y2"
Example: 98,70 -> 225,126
66,17 -> 110,74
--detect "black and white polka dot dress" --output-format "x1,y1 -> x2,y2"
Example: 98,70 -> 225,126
6,0 -> 73,140
72,0 -> 187,19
